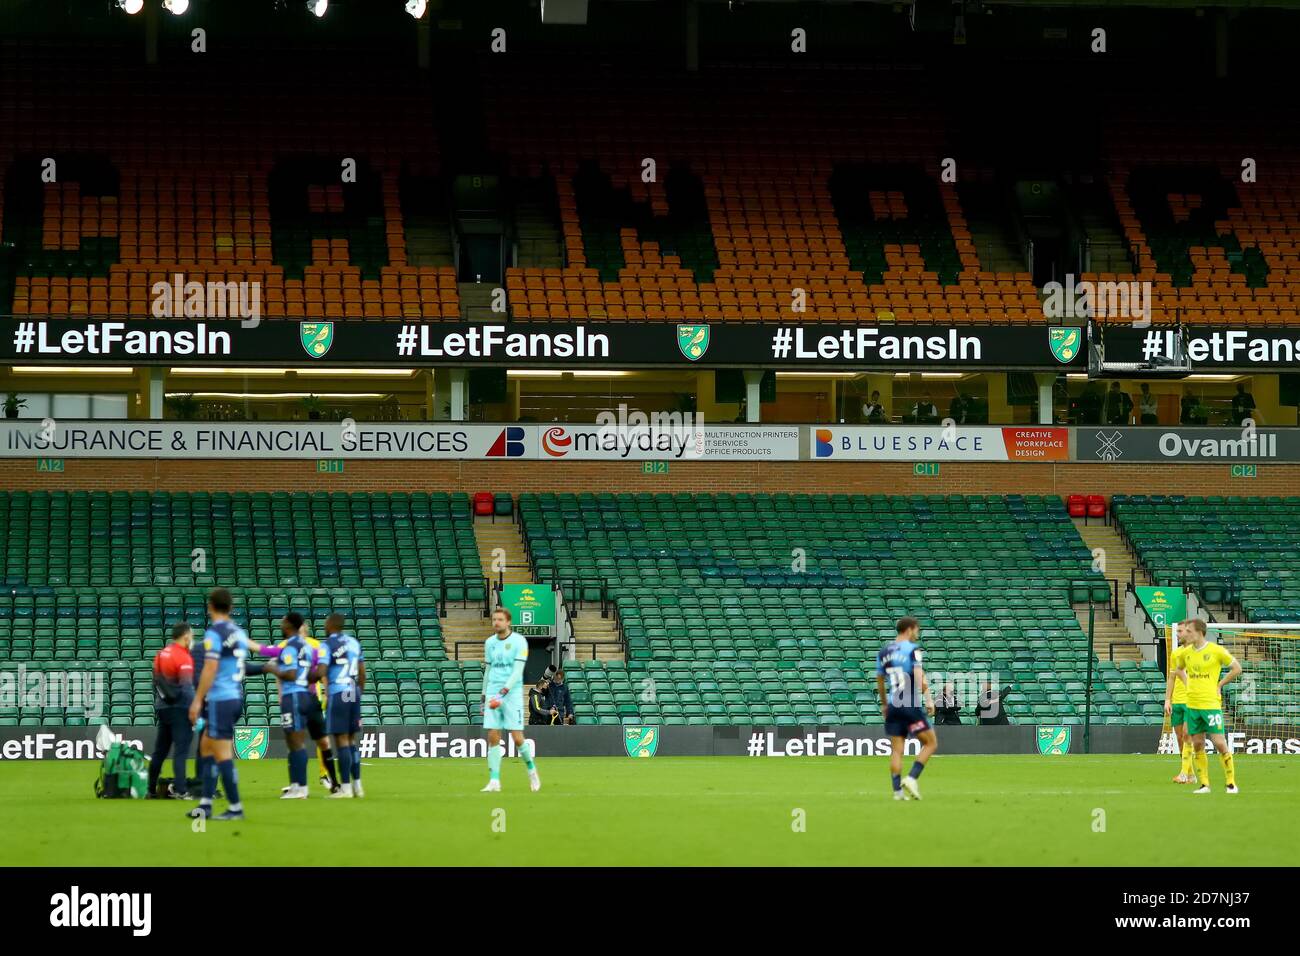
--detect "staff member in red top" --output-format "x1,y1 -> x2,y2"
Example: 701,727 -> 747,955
148,623 -> 197,798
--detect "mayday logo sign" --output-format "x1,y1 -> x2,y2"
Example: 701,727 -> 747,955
0,421 -> 801,461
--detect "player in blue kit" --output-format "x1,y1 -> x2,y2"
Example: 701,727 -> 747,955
875,616 -> 939,801
256,612 -> 325,799
480,607 -> 540,793
187,587 -> 267,821
319,613 -> 366,799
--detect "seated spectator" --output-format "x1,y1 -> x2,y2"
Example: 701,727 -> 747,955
1231,383 -> 1256,426
861,390 -> 886,424
947,393 -> 968,425
546,667 -> 575,725
934,681 -> 961,725
911,392 -> 940,424
1138,383 -> 1158,425
528,678 -> 557,726
1104,382 -> 1133,425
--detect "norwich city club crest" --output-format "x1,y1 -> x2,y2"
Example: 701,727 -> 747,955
1036,725 -> 1071,755
624,726 -> 660,758
300,321 -> 335,359
1047,326 -> 1081,364
676,325 -> 710,361
233,726 -> 269,760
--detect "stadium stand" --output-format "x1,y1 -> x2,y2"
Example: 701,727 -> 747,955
0,490 -> 486,728
1113,495 -> 1300,624
522,492 -> 1166,726
1,45 -> 1297,325
0,490 -> 1173,728
0,43 -> 459,320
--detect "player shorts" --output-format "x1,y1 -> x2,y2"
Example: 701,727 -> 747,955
1169,703 -> 1188,727
205,698 -> 243,741
1185,707 -> 1225,735
884,705 -> 932,739
326,691 -> 362,736
280,692 -> 325,737
482,688 -> 524,732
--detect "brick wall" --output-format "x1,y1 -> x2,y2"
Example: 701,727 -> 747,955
2,458 -> 1296,496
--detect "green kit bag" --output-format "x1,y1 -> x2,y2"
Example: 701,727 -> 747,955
94,740 -> 149,799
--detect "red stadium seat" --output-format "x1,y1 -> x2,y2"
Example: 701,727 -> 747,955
1067,494 -> 1086,518
473,492 -> 494,516
1087,495 -> 1107,519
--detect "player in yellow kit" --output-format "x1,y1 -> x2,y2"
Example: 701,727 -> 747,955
274,619 -> 340,793
1173,617 -> 1243,795
1163,622 -> 1196,783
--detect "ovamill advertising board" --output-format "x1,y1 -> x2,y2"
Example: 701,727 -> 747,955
1076,427 -> 1297,462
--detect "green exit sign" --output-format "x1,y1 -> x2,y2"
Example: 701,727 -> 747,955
316,459 -> 345,473
1230,464 -> 1257,478
642,461 -> 669,474
36,458 -> 64,473
913,462 -> 941,476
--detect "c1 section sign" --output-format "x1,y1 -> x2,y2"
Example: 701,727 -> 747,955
811,426 -> 1068,461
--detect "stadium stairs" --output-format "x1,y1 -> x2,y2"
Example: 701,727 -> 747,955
569,613 -> 625,665
438,514 -> 534,663
1070,516 -> 1147,663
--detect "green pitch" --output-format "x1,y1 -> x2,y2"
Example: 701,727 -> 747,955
2,755 -> 1296,866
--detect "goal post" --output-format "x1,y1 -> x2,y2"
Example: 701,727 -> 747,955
1202,622 -> 1300,748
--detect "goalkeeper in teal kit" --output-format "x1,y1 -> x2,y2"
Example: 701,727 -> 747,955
480,606 -> 541,793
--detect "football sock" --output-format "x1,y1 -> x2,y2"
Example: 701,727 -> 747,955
321,748 -> 339,787
289,748 -> 308,787
337,745 -> 353,784
200,756 -> 217,804
1193,749 -> 1210,787
908,761 -> 926,780
518,739 -> 536,772
1180,740 -> 1193,777
1219,751 -> 1236,786
217,759 -> 240,810
891,773 -> 902,793
488,743 -> 504,781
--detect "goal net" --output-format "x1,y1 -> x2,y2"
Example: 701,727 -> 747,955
1201,623 -> 1300,752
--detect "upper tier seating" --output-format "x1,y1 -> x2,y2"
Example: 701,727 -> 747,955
2,45 -> 1296,324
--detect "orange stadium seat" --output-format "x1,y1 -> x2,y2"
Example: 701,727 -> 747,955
1,45 -> 1297,326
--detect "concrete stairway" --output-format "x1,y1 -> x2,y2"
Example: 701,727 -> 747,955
473,516 -> 532,587
441,606 -> 490,662
515,201 -> 565,269
1072,516 -> 1149,662
567,612 -> 625,664
459,281 -> 498,322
